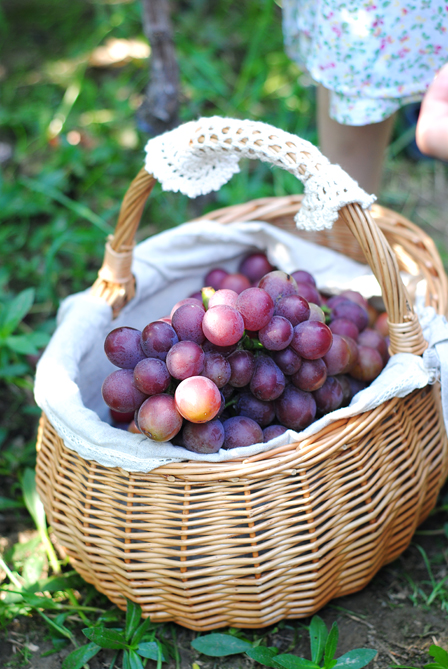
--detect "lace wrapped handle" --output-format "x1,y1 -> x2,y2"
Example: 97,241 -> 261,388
91,116 -> 427,356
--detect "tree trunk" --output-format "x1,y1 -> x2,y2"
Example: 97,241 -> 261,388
138,0 -> 180,136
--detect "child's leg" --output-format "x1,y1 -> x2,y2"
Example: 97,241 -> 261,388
317,86 -> 396,195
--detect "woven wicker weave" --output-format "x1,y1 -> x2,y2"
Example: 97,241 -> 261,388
36,131 -> 448,630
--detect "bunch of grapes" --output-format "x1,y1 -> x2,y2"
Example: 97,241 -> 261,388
102,251 -> 389,454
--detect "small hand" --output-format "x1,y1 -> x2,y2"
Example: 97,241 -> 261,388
416,63 -> 448,160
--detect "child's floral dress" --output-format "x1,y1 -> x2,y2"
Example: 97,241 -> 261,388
282,0 -> 448,125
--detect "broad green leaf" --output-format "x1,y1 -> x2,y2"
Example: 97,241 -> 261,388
324,622 -> 339,666
125,599 -> 142,642
22,552 -> 46,588
62,642 -> 102,669
123,650 -> 131,669
310,616 -> 328,664
137,641 -> 160,660
333,649 -> 377,669
191,633 -> 253,657
128,649 -> 145,669
83,626 -> 130,650
40,611 -> 73,639
5,334 -> 40,355
423,664 -> 443,669
27,572 -> 80,594
22,467 -> 46,530
1,288 -> 34,336
246,646 -> 279,667
429,646 -> 448,668
0,496 -> 24,510
131,616 -> 153,645
274,655 -> 320,669
0,363 -> 28,378
20,591 -> 58,610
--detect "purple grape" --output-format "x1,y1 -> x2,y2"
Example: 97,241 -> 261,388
340,289 -> 369,310
102,369 -> 147,413
104,327 -> 147,369
220,273 -> 251,294
274,294 -> 310,326
263,424 -> 287,442
291,358 -> 327,392
258,271 -> 298,302
239,252 -> 274,283
221,383 -> 235,401
204,267 -> 229,290
222,416 -> 263,449
133,358 -> 171,395
202,340 -> 238,356
141,321 -> 179,360
323,334 -> 353,375
137,394 -> 183,441
275,385 -> 316,430
235,392 -> 276,427
228,350 -> 255,387
271,347 -> 302,375
357,328 -> 388,363
202,352 -> 231,388
258,316 -> 293,351
171,303 -> 206,344
296,282 -> 322,306
250,354 -> 286,401
329,317 -> 359,340
335,374 -> 352,407
291,270 -> 316,287
326,295 -> 348,309
291,321 -> 333,359
313,377 -> 344,414
182,419 -> 225,453
166,340 -> 204,380
331,299 -> 369,333
346,376 -> 367,398
236,287 -> 274,330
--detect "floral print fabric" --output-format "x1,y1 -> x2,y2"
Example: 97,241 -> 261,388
282,0 -> 448,125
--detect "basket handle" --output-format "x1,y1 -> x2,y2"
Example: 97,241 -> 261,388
91,118 -> 427,357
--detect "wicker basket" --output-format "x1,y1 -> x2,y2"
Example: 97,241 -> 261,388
36,123 -> 448,630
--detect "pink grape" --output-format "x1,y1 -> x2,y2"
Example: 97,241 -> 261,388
236,392 -> 276,427
236,287 -> 274,330
296,282 -> 322,306
220,273 -> 251,294
291,321 -> 333,359
102,369 -> 147,413
313,377 -> 344,414
141,321 -> 178,360
308,304 -> 326,322
208,289 -> 239,309
138,394 -> 183,441
263,425 -> 287,442
357,328 -> 388,363
271,347 -> 302,375
258,271 -> 298,302
204,267 -> 229,290
291,358 -> 327,392
331,299 -> 369,332
166,341 -> 204,380
174,376 -> 221,423
222,416 -> 263,449
291,270 -> 316,286
274,294 -> 310,326
104,327 -> 147,369
323,334 -> 353,375
202,304 -> 245,346
227,350 -> 255,387
170,297 -> 205,318
250,354 -> 286,401
158,316 -> 172,325
329,317 -> 359,340
202,352 -> 231,388
238,252 -> 274,283
340,289 -> 368,310
182,419 -> 225,453
275,385 -> 316,430
133,358 -> 171,395
171,303 -> 206,344
350,345 -> 383,381
259,315 -> 293,351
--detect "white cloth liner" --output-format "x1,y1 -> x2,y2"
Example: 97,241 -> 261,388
34,221 -> 448,473
143,117 -> 376,232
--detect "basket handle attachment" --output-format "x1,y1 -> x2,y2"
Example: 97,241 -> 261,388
91,117 -> 427,356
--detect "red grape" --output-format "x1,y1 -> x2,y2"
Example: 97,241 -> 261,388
291,321 -> 333,359
204,268 -> 229,290
110,408 -> 135,424
236,287 -> 274,330
274,294 -> 310,326
202,352 -> 231,388
202,304 -> 245,346
296,282 -> 322,305
329,317 -> 359,340
182,419 -> 225,453
340,289 -> 368,310
250,354 -> 286,401
350,345 -> 383,381
170,297 -> 205,318
275,385 -> 316,430
239,252 -> 274,283
141,321 -> 178,360
102,369 -> 147,413
171,303 -> 206,344
133,358 -> 171,395
374,311 -> 389,337
323,334 -> 353,375
222,416 -> 263,449
175,376 -> 221,423
220,273 -> 251,294
208,289 -> 239,309
331,299 -> 369,332
258,270 -> 298,302
138,394 -> 183,441
258,315 -> 293,350
104,327 -> 147,369
227,350 -> 255,387
166,340 -> 204,379
357,327 -> 388,363
291,358 -> 327,392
